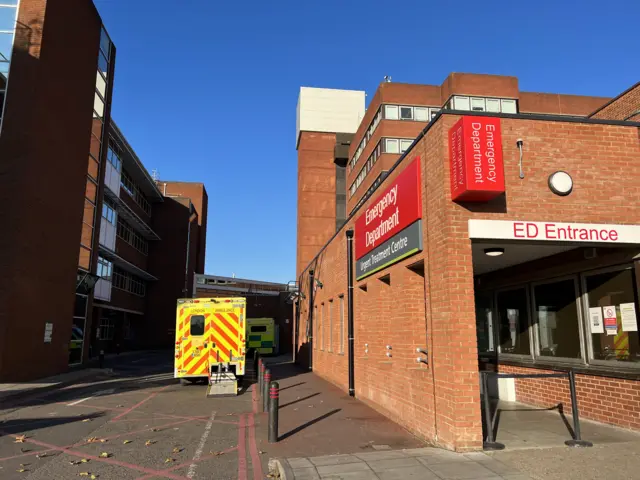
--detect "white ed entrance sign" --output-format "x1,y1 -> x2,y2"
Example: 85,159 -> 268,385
468,220 -> 640,244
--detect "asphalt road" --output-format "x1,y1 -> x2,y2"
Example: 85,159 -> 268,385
0,352 -> 268,480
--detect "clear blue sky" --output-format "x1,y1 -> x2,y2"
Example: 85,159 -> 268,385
94,0 -> 639,284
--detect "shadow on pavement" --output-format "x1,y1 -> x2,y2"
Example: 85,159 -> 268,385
278,409 -> 341,441
279,392 -> 320,409
0,412 -> 106,436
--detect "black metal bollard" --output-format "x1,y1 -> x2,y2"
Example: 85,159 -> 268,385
481,372 -> 505,451
262,368 -> 271,413
269,381 -> 279,443
565,370 -> 593,447
99,350 -> 105,369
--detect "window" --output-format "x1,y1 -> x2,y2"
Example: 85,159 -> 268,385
329,300 -> 333,352
96,256 -> 112,280
384,105 -> 399,120
102,200 -> 116,225
385,138 -> 400,154
0,3 -> 18,133
414,107 -> 428,122
100,27 -> 111,60
400,106 -> 413,120
453,96 -> 470,110
98,316 -> 115,340
251,325 -> 267,333
584,267 -> 640,364
501,99 -> 517,114
339,296 -> 345,354
190,315 -> 205,336
400,139 -> 413,153
107,142 -> 122,171
121,169 -> 151,215
533,278 -> 582,359
496,288 -> 531,355
117,217 -> 149,255
112,267 -> 146,297
320,304 -> 324,350
486,98 -> 500,113
430,108 -> 440,119
471,98 -> 486,111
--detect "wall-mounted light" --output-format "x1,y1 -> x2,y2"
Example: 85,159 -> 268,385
548,171 -> 573,196
484,248 -> 505,257
315,278 -> 323,289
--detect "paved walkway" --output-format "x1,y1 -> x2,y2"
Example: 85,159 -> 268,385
271,448 -> 532,479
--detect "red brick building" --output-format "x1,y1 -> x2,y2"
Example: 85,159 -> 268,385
294,73 -> 640,451
0,0 -> 208,381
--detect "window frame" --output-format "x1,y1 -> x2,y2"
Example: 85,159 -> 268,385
384,105 -> 399,120
530,274 -> 587,365
399,106 -> 413,120
385,138 -> 400,154
494,284 -> 534,360
580,264 -> 640,369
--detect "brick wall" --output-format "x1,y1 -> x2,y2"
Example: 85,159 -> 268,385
295,111 -> 640,450
297,132 -> 338,277
0,0 -> 106,381
590,82 -> 640,121
499,365 -> 640,430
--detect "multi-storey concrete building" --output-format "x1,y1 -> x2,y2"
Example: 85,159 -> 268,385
0,0 -> 208,381
294,74 -> 640,450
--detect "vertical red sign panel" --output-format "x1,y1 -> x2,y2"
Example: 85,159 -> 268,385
449,116 -> 505,202
354,157 -> 422,259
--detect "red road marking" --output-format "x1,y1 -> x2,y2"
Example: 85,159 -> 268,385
0,448 -> 56,463
111,385 -> 170,421
238,413 -> 247,480
71,419 -> 194,448
247,414 -> 264,480
0,432 -> 187,480
134,446 -> 238,480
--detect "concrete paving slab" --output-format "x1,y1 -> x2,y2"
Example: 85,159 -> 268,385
289,456 -> 315,468
425,460 -> 499,479
310,454 -> 361,466
293,466 -> 321,479
320,472 -> 381,480
316,461 -> 373,475
413,450 -> 473,464
376,464 -> 440,479
366,456 -> 422,472
354,450 -> 407,461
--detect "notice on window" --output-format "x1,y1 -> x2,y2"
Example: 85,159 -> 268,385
603,305 -> 618,336
620,303 -> 638,332
44,323 -> 53,343
589,307 -> 604,334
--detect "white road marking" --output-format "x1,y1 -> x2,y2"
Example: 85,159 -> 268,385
67,388 -> 115,406
187,410 -> 216,478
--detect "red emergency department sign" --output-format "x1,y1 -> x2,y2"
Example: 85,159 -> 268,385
355,157 -> 422,259
449,116 -> 505,202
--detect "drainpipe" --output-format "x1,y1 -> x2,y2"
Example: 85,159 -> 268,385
307,269 -> 315,370
183,202 -> 193,296
346,229 -> 355,397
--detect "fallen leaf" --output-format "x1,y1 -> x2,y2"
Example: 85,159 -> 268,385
226,413 -> 234,416
86,437 -> 98,443
145,440 -> 155,446
164,458 -> 174,463
99,439 -> 108,443
14,435 -> 26,443
123,440 -> 132,444
69,461 -> 82,465
82,419 -> 91,423
99,452 -> 110,458
172,447 -> 183,453
19,463 -> 29,467
91,475 -> 99,479
17,468 -> 27,473
116,405 -> 124,407
36,454 -> 48,459
81,459 -> 89,463
210,451 -> 225,456
259,451 -> 264,454
151,428 -> 159,432
79,473 -> 90,477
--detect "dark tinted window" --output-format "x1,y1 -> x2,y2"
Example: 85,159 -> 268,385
190,315 -> 205,336
251,326 -> 267,333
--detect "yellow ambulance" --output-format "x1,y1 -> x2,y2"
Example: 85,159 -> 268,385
174,297 -> 246,395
